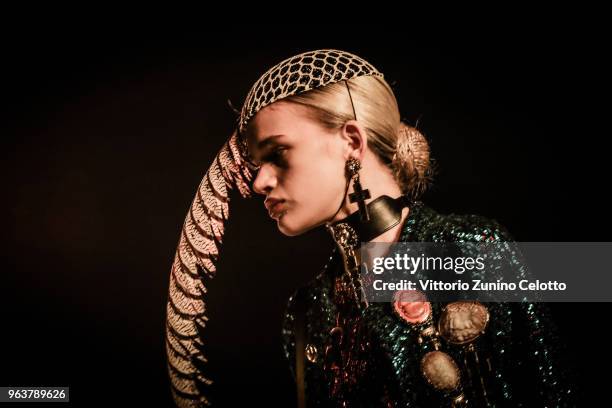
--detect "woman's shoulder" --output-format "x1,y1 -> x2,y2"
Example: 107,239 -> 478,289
407,201 -> 516,243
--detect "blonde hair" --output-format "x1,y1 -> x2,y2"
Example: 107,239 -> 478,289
285,75 -> 433,199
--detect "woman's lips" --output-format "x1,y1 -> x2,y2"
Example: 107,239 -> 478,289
266,199 -> 285,218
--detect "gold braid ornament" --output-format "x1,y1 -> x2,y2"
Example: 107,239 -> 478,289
165,132 -> 254,407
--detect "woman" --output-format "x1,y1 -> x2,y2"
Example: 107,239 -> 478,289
165,49 -> 573,407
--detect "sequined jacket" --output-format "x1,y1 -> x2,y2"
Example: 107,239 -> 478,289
281,201 -> 574,407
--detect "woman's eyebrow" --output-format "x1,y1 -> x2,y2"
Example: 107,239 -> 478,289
256,134 -> 286,150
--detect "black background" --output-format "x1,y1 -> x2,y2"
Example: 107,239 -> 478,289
2,18 -> 608,407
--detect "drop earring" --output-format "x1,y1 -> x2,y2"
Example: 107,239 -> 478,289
346,157 -> 371,222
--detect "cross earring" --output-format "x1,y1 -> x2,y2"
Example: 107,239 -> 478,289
346,157 -> 371,222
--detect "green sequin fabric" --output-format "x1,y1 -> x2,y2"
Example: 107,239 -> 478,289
282,200 -> 574,407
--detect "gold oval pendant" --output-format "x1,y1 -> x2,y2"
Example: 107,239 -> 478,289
438,301 -> 490,345
420,350 -> 461,392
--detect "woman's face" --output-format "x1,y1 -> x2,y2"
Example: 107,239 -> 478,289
247,101 -> 348,236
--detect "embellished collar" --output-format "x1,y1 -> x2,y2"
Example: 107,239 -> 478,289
326,194 -> 415,244
322,197 -> 425,280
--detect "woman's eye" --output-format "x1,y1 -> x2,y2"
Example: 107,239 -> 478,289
266,148 -> 287,166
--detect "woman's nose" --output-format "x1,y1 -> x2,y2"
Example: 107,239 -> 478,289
252,164 -> 277,195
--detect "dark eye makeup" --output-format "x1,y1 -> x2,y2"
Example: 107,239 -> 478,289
262,147 -> 288,166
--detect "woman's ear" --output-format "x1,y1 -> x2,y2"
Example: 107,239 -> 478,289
341,120 -> 368,160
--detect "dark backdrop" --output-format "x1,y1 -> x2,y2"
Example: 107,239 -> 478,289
2,20 -> 607,407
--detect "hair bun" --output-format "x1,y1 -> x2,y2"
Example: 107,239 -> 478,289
392,122 -> 433,198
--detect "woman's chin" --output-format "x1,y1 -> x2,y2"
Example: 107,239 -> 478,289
278,222 -> 302,237
277,214 -> 312,237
